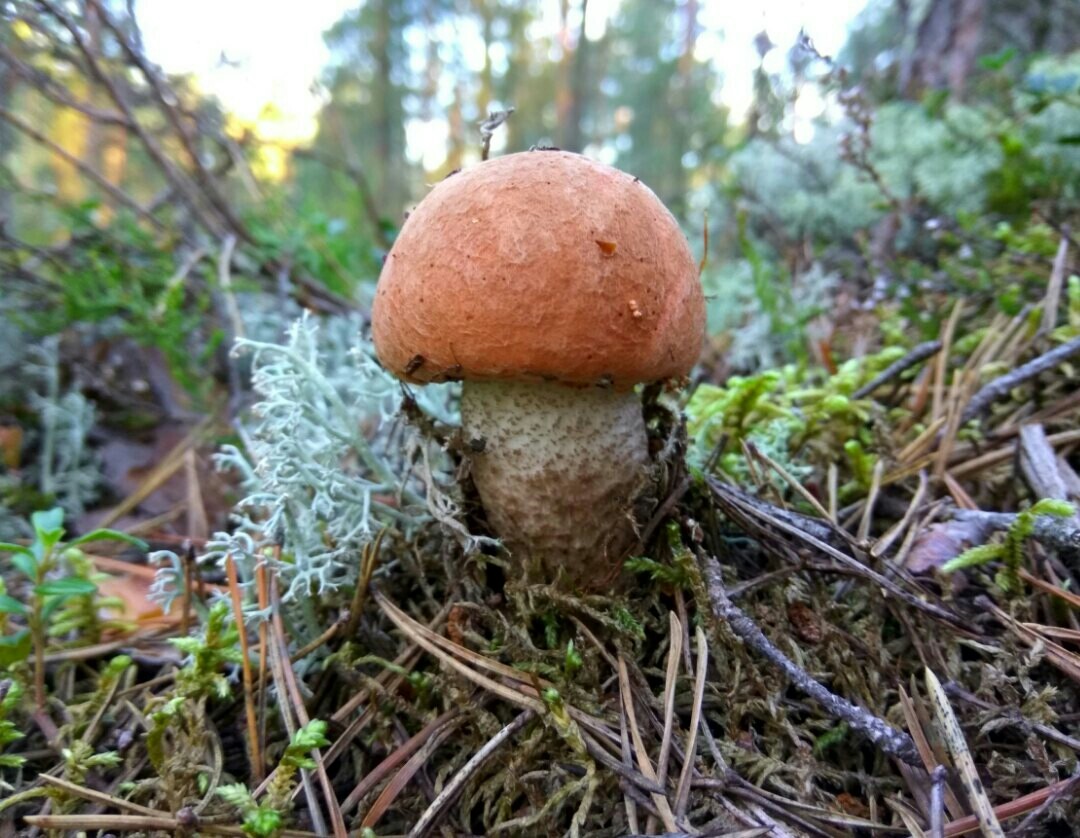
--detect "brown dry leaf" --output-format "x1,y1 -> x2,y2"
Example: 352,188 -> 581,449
97,571 -> 164,622
835,792 -> 870,819
787,601 -> 824,644
905,519 -> 992,573
0,425 -> 22,470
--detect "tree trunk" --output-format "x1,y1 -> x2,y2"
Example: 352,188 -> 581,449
564,0 -> 589,152
0,46 -> 12,225
902,0 -> 987,100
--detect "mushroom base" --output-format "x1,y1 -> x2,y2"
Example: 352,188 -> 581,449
461,379 -> 650,588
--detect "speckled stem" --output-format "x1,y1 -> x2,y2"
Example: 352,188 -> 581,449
461,379 -> 651,588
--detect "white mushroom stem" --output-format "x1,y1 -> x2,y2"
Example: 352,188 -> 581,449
461,379 -> 651,586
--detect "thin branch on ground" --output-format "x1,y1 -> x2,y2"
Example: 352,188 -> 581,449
696,552 -> 922,765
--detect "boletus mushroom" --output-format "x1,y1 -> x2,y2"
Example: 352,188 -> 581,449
372,150 -> 704,587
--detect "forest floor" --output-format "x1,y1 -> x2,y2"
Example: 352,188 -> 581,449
3,301 -> 1080,837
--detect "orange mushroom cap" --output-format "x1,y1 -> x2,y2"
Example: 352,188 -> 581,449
372,151 -> 705,389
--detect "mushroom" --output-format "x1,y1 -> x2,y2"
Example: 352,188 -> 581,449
372,151 -> 704,587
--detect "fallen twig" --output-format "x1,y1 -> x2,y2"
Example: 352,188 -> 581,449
853,340 -> 942,399
408,709 -> 536,837
950,508 -> 1080,555
697,553 -> 921,765
709,478 -> 968,629
959,335 -> 1080,427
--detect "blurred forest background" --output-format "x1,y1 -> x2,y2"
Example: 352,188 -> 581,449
0,0 -> 1078,528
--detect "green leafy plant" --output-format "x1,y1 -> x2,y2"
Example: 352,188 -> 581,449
10,206 -> 218,398
0,680 -> 25,772
625,522 -> 695,589
685,345 -> 902,500
0,507 -> 145,708
217,720 -> 331,837
169,601 -> 244,701
563,640 -> 583,678
143,603 -> 248,808
943,499 -> 1077,594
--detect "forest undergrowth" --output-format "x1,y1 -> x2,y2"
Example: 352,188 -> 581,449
2,2 -> 1080,836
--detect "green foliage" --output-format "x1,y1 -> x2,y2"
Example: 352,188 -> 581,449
685,346 -> 901,498
563,640 -> 583,678
0,681 -> 26,770
611,605 -> 645,641
218,784 -> 284,838
61,739 -> 121,785
144,602 -> 247,784
625,521 -> 695,589
5,208 -> 217,398
170,602 -> 244,701
218,720 -> 330,837
943,499 -> 1077,594
813,722 -> 850,756
0,507 -> 146,705
281,719 -> 330,771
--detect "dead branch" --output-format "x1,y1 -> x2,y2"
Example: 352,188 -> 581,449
36,0 -> 227,237
960,335 -> 1080,426
696,552 -> 921,766
853,340 -> 942,399
708,477 -> 968,628
88,0 -> 253,243
0,104 -> 163,228
0,42 -> 132,126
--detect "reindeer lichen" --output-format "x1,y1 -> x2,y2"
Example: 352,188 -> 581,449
152,313 -> 458,618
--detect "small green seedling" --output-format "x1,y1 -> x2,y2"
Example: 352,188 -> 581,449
218,720 -> 330,837
0,681 -> 25,773
943,499 -> 1077,595
0,507 -> 146,708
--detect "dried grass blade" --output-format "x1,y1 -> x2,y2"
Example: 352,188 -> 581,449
375,590 -> 552,692
885,797 -> 929,837
942,775 -> 1080,836
269,584 -> 347,838
99,417 -> 212,527
183,448 -> 209,540
898,685 -> 965,819
345,711 -> 462,816
951,429 -> 1080,478
620,693 -> 640,835
674,626 -> 708,819
1042,235 -> 1070,334
22,815 -> 181,832
656,611 -> 684,788
827,462 -> 838,523
37,774 -> 165,817
857,458 -> 885,542
376,590 -> 545,712
715,485 -> 963,628
932,301 -> 964,422
1019,568 -> 1080,609
750,442 -> 834,523
225,555 -> 262,783
943,473 -> 978,510
924,667 -> 1004,838
617,657 -> 677,832
360,722 -> 457,829
898,417 -> 949,466
989,603 -> 1080,684
408,709 -> 535,838
872,470 -> 927,559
